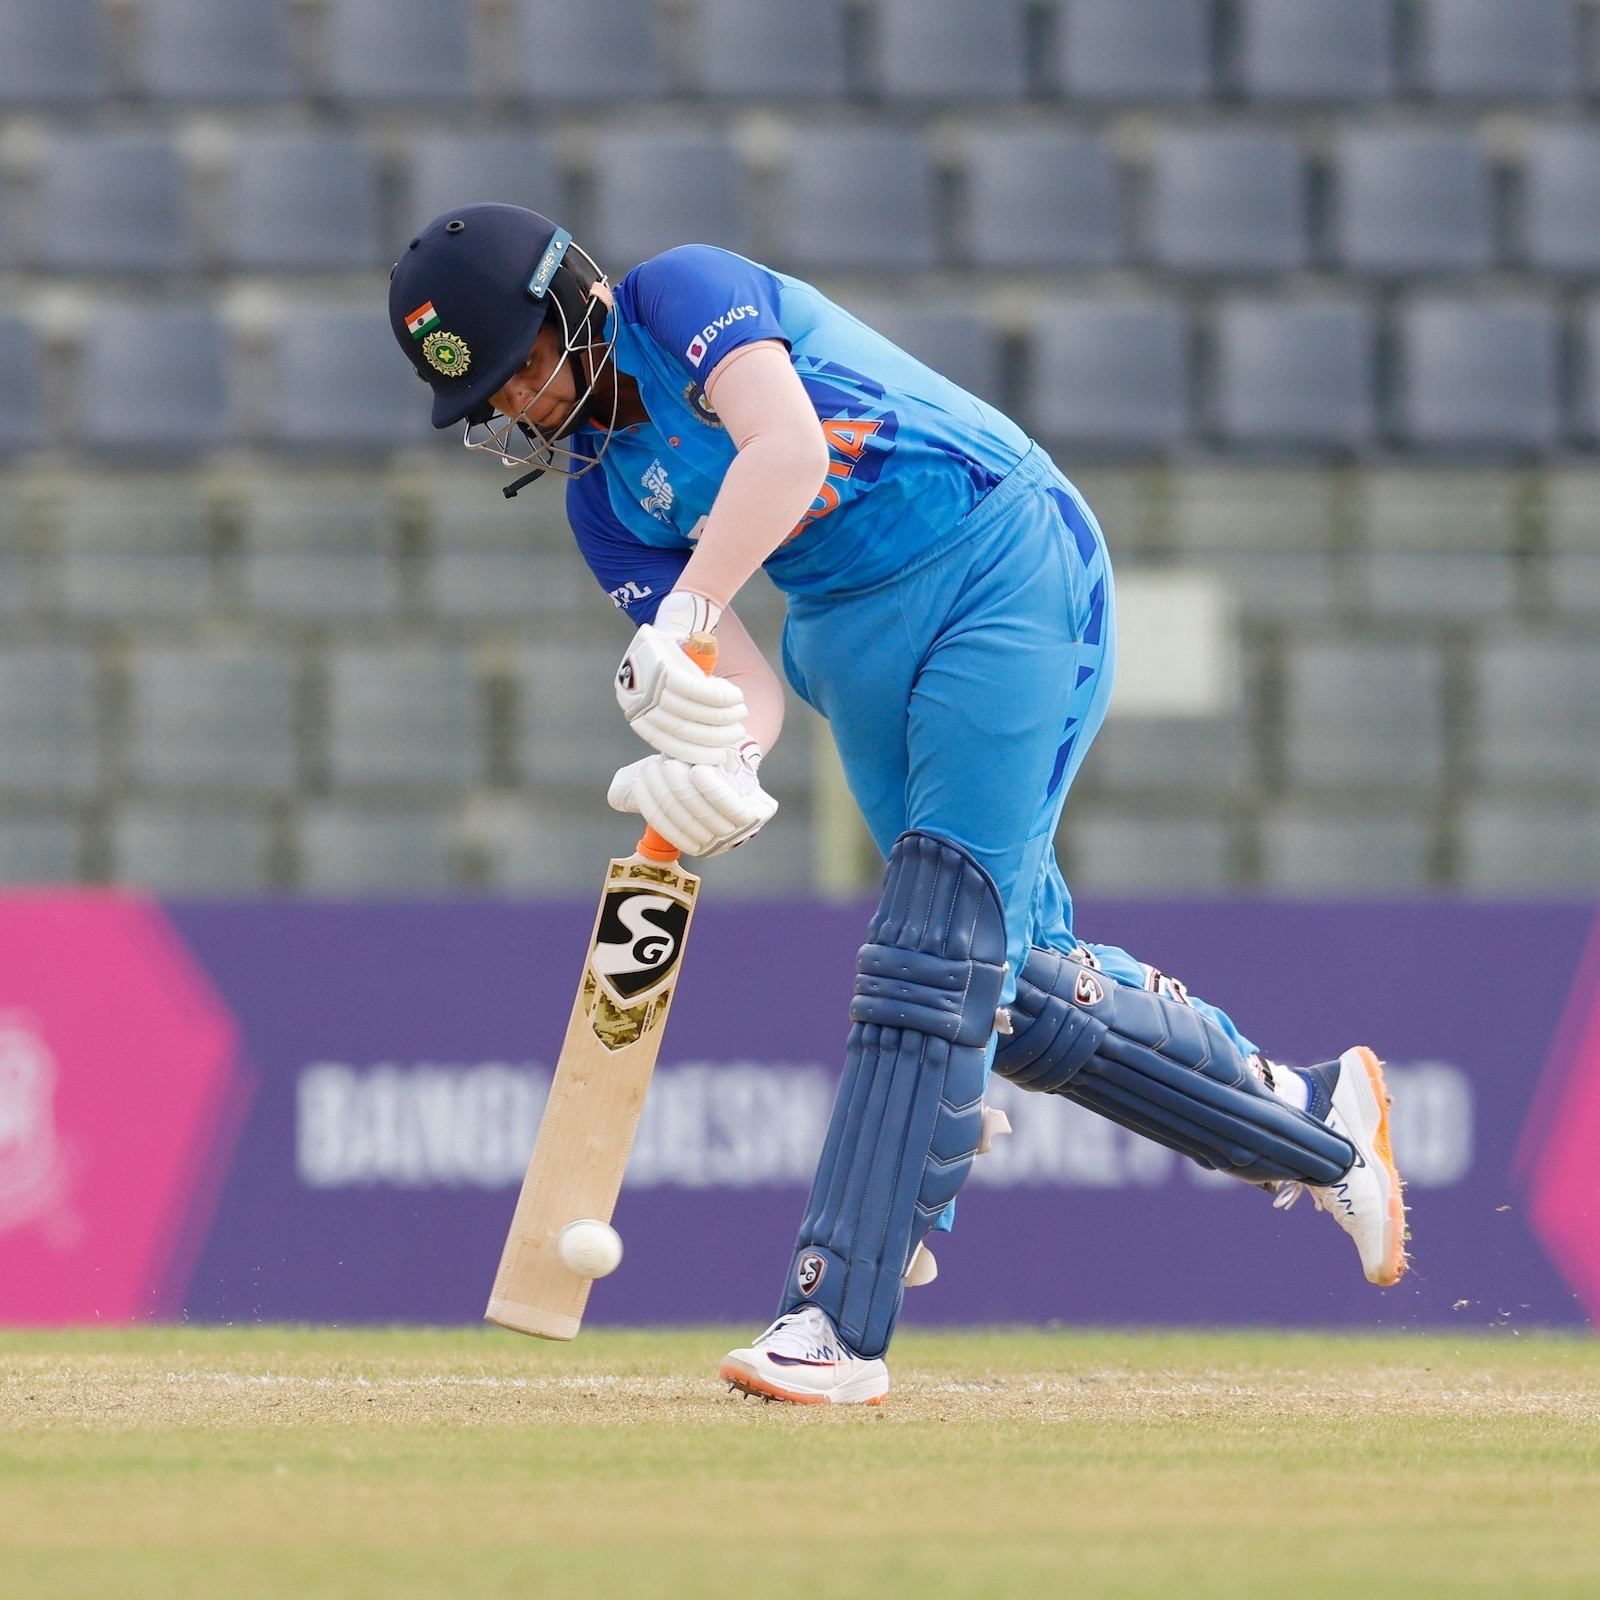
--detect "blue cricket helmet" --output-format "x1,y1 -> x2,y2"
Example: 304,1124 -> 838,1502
388,204 -> 578,430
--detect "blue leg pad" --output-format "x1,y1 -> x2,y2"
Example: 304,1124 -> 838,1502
780,831 -> 1007,1358
993,947 -> 1354,1185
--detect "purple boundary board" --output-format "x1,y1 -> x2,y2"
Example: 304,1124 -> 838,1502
160,898 -> 1597,1332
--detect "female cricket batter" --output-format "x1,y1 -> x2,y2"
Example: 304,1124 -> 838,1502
389,205 -> 1406,1405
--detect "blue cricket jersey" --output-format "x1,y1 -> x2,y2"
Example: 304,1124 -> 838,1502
566,246 -> 1032,624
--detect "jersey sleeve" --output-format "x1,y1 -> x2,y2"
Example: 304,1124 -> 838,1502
628,245 -> 788,381
566,468 -> 689,626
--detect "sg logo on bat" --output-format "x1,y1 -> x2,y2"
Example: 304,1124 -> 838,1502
589,887 -> 691,1005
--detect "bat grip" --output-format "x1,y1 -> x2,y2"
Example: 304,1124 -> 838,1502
636,629 -> 719,864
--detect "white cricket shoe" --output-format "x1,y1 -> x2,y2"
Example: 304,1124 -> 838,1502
719,1305 -> 889,1406
1277,1046 -> 1407,1286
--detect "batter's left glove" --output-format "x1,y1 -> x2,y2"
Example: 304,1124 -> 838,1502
607,742 -> 777,858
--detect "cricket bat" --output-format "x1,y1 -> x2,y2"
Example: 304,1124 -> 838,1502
485,634 -> 716,1340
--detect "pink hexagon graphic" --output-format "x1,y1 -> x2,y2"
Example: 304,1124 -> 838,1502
1522,912 -> 1600,1325
0,894 -> 247,1323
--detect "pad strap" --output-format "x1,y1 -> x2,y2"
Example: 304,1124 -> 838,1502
780,831 -> 1007,1358
994,946 -> 1354,1185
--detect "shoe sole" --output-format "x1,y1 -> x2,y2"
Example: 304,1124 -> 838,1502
1349,1045 -> 1408,1287
718,1359 -> 886,1406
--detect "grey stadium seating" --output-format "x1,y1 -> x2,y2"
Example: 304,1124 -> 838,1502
128,648 -> 297,792
878,0 -> 1027,102
113,806 -> 273,892
1260,808 -> 1432,891
689,0 -> 848,99
1547,474 -> 1600,616
1211,299 -> 1376,449
404,134 -> 564,238
1476,636 -> 1600,786
0,647 -> 99,796
1030,301 -> 1191,450
298,806 -> 455,892
1236,0 -> 1395,102
772,130 -> 936,272
1397,297 -> 1560,451
141,0 -> 295,102
0,0 -> 107,107
0,818 -> 79,885
79,309 -> 231,455
1333,129 -> 1492,273
958,129 -> 1119,270
58,480 -> 214,618
1523,126 -> 1600,272
1068,813 -> 1233,892
588,129 -> 750,271
1460,803 -> 1600,891
513,0 -> 667,102
327,647 -> 484,789
0,318 -> 44,455
1417,0 -> 1577,101
325,0 -> 475,104
1362,469 -> 1518,617
1283,641 -> 1445,789
228,135 -> 382,272
1056,0 -> 1211,101
842,302 -> 1003,408
271,311 -> 433,451
1149,129 -> 1307,272
242,484 -> 402,618
519,641 -> 647,786
36,135 -> 190,275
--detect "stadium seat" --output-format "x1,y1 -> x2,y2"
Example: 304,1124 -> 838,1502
325,0 -> 475,103
878,0 -> 1027,101
959,128 -> 1118,269
1333,129 -> 1492,272
1236,0 -> 1394,101
0,317 -> 45,455
58,479 -> 213,618
299,806 -> 455,890
113,806 -> 272,891
1363,469 -> 1518,617
1212,299 -> 1376,449
1397,297 -> 1560,451
428,491 -> 597,620
327,647 -> 484,788
1057,0 -> 1211,102
1260,808 -> 1431,890
689,0 -> 847,98
271,311 -> 433,451
128,648 -> 297,791
0,817 -> 79,884
772,129 -> 936,272
1417,0 -> 1577,100
1547,472 -> 1600,614
242,483 -> 401,617
79,308 -> 231,455
0,0 -> 106,107
519,641 -> 647,785
228,135 -> 381,272
1523,126 -> 1600,272
1283,640 -> 1445,789
404,134 -> 563,237
512,0 -> 667,101
1149,129 -> 1307,272
1079,716 -> 1253,796
0,647 -> 98,795
142,0 -> 294,101
1030,300 -> 1191,450
1460,801 -> 1600,889
36,135 -> 190,274
1477,636 -> 1600,785
1068,812 -> 1233,891
841,302 -> 1003,407
588,128 -> 749,270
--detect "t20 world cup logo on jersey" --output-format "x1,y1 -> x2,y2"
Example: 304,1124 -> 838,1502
0,1013 -> 67,1236
590,890 -> 691,1004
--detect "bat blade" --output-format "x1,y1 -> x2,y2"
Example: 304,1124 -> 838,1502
485,847 -> 700,1340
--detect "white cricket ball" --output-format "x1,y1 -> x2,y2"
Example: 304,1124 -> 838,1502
557,1219 -> 623,1279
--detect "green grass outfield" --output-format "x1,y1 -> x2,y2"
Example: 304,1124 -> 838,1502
3,1325 -> 1599,1599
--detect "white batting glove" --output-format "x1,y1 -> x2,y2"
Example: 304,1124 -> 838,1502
614,592 -> 749,765
607,742 -> 778,859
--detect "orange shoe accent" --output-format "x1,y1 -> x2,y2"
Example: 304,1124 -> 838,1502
718,1361 -> 885,1406
1352,1045 -> 1409,1286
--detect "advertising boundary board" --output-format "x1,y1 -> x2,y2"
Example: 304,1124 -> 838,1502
1,895 -> 1597,1331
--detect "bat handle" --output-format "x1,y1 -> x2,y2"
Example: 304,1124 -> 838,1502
636,628 -> 719,864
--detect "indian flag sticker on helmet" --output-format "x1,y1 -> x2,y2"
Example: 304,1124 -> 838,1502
422,329 -> 471,377
405,301 -> 441,340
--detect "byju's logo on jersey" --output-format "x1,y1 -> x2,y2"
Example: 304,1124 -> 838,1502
590,890 -> 691,1003
684,304 -> 759,368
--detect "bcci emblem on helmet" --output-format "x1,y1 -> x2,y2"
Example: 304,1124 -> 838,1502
422,329 -> 471,377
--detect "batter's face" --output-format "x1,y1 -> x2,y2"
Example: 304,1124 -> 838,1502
489,320 -> 574,435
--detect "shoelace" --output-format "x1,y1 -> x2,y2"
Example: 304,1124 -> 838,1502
1272,1181 -> 1305,1211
